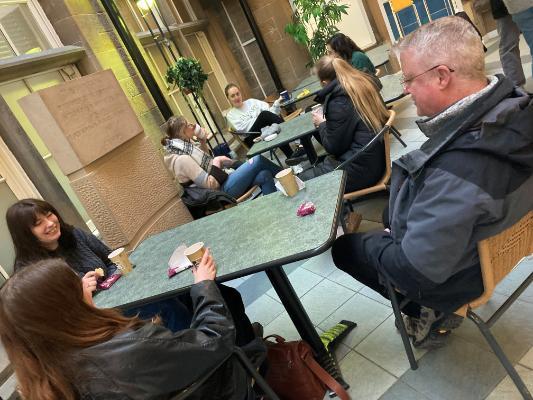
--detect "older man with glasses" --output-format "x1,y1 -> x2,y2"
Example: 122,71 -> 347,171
331,16 -> 533,349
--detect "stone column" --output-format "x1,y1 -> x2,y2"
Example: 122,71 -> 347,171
19,70 -> 192,250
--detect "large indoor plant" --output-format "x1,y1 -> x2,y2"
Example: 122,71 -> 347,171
285,0 -> 349,63
165,57 -> 208,95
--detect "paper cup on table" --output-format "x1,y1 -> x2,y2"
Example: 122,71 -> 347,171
275,168 -> 299,197
108,247 -> 133,274
184,242 -> 206,267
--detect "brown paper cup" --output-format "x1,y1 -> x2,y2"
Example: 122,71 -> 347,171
275,168 -> 299,197
108,247 -> 133,274
184,242 -> 205,265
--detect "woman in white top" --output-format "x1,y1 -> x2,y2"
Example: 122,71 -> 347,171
225,83 -> 296,159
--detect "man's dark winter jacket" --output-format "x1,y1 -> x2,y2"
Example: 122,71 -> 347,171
364,75 -> 533,313
314,79 -> 385,192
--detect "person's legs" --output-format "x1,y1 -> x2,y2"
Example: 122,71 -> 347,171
123,298 -> 192,332
223,155 -> 282,198
497,15 -> 526,86
216,284 -> 256,346
331,233 -> 421,317
512,7 -> 533,77
250,111 -> 294,158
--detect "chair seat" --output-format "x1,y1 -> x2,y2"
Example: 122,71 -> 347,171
236,185 -> 261,203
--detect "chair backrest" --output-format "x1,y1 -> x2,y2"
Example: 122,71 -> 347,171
341,109 -> 395,200
464,211 -> 533,311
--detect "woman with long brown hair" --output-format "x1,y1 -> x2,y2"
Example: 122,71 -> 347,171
0,256 -> 259,399
301,55 -> 389,193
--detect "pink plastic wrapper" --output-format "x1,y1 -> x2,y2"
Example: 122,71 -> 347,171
167,264 -> 193,278
296,201 -> 316,217
97,273 -> 121,290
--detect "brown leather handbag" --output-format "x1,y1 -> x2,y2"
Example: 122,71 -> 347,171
264,335 -> 350,400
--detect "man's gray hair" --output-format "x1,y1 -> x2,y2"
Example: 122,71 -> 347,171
394,16 -> 485,80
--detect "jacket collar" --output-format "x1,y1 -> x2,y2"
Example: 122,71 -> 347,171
394,74 -> 515,175
314,79 -> 342,105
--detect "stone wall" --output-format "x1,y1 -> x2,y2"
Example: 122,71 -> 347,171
198,0 -> 310,99
248,0 -> 311,92
37,0 -> 166,147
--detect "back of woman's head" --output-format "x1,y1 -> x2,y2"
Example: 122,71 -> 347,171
6,199 -> 74,265
0,258 -> 142,399
161,115 -> 188,145
315,55 -> 389,133
327,33 -> 363,61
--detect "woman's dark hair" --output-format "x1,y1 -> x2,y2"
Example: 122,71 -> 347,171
160,115 -> 188,146
327,33 -> 364,62
224,83 -> 239,98
0,258 -> 143,399
6,199 -> 76,269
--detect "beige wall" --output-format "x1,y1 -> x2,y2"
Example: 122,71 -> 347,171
37,0 -> 166,148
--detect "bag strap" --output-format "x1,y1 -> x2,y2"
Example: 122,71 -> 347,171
302,353 -> 350,400
263,334 -> 286,344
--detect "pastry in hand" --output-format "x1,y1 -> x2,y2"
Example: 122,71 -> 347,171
94,268 -> 105,277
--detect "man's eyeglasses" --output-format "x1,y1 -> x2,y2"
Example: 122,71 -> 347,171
400,65 -> 455,86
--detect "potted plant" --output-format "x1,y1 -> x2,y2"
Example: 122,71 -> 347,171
285,0 -> 349,63
165,57 -> 208,96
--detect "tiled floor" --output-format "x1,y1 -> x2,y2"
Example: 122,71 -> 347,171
229,36 -> 533,399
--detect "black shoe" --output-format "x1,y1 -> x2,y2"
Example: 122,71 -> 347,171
285,155 -> 307,166
291,146 -> 307,158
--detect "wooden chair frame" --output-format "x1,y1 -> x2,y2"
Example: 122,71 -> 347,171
388,211 -> 533,399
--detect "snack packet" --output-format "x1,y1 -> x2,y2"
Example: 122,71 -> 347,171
97,273 -> 121,290
297,201 -> 316,216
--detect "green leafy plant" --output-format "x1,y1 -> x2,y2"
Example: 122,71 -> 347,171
165,57 -> 208,95
285,0 -> 349,63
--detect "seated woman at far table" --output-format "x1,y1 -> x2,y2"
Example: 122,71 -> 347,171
225,83 -> 306,163
299,55 -> 387,193
162,115 -> 282,198
327,33 -> 375,75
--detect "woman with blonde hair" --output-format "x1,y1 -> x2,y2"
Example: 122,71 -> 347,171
302,55 -> 389,192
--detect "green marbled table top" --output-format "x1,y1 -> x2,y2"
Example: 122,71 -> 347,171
366,44 -> 391,68
94,170 -> 346,309
247,112 -> 317,157
281,78 -> 322,108
380,72 -> 405,104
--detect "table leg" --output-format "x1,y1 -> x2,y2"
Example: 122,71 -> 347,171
265,267 -> 348,390
301,135 -> 318,165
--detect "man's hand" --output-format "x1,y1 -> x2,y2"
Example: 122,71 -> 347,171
192,248 -> 216,283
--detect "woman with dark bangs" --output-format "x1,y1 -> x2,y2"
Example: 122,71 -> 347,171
5,199 -> 258,346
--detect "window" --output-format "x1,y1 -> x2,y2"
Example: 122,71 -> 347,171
0,3 -> 51,59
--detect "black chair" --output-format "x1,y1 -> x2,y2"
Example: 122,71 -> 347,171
171,346 -> 280,400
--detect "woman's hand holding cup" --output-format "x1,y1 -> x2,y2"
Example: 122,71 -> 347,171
192,248 -> 216,283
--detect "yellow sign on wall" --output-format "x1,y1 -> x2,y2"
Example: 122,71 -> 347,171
389,0 -> 414,13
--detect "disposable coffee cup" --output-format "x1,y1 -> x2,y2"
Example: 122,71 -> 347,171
194,124 -> 206,140
108,247 -> 133,274
275,168 -> 299,197
184,242 -> 206,267
280,90 -> 290,101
